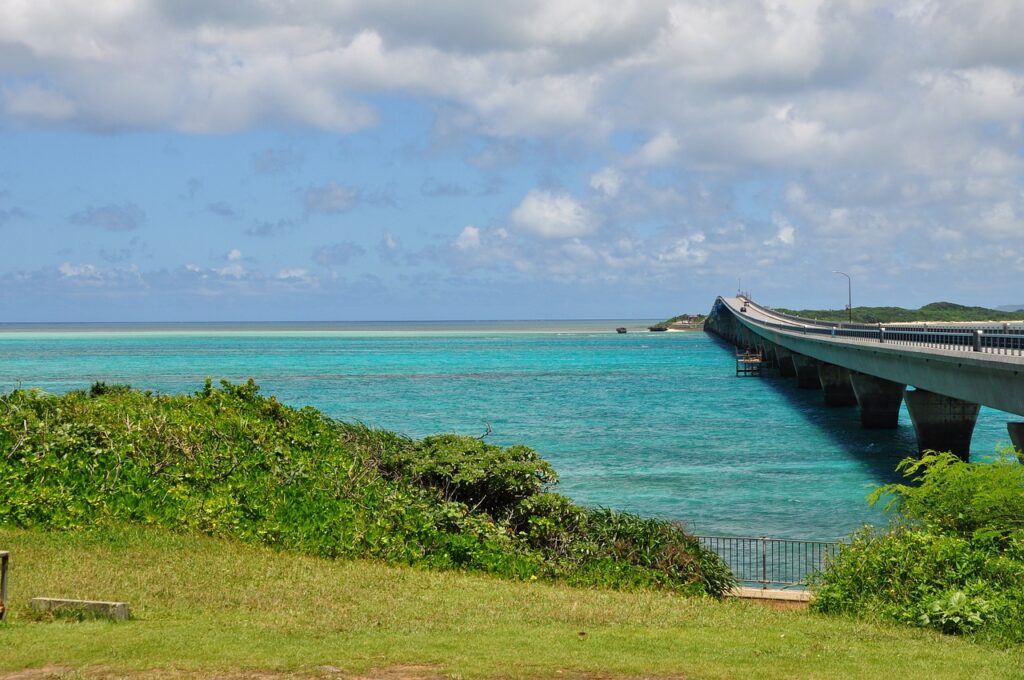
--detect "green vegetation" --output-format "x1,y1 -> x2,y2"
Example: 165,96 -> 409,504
774,301 -> 1023,324
655,313 -> 706,328
0,380 -> 732,596
813,452 -> 1024,644
3,526 -> 1023,679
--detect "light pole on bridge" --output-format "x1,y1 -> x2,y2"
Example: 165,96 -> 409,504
832,271 -> 852,323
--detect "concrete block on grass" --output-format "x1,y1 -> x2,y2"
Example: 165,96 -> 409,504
31,597 -> 131,621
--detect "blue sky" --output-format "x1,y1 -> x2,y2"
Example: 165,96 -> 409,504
2,1 -> 1023,321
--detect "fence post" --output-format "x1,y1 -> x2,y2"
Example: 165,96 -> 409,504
0,551 -> 8,621
760,537 -> 768,586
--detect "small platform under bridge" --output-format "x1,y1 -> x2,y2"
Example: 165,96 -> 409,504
735,350 -> 765,376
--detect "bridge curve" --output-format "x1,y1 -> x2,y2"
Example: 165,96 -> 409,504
705,295 -> 1024,460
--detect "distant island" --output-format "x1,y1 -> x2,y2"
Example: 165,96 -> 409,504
649,313 -> 706,331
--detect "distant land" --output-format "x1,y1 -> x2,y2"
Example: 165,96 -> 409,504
997,304 -> 1024,313
771,301 -> 1024,324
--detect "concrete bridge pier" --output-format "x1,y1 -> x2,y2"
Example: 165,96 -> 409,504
850,373 -> 905,429
904,389 -> 980,461
791,354 -> 822,389
817,364 -> 857,407
774,347 -> 797,377
1007,423 -> 1024,461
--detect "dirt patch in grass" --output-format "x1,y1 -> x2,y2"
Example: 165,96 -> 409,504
347,665 -> 445,680
0,668 -> 73,680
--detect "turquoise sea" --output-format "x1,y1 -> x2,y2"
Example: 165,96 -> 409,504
0,320 -> 1015,541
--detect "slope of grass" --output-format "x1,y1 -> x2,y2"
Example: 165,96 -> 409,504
2,526 -> 1023,679
773,301 -> 1023,324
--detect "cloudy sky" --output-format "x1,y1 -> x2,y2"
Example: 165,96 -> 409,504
1,1 -> 1023,321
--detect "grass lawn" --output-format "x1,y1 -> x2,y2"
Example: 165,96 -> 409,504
1,526 -> 1021,679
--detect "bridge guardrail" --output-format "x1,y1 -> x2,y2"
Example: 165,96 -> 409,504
728,298 -> 1024,357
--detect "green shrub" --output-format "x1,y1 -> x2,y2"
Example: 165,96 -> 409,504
813,452 -> 1024,643
0,381 -> 735,597
869,451 -> 1024,541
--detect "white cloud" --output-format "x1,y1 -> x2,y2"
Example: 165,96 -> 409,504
656,233 -> 707,265
276,268 -> 310,280
5,1 -> 1024,304
590,167 -> 623,197
765,214 -> 796,246
227,248 -> 242,261
3,84 -> 76,121
627,132 -> 679,166
453,225 -> 481,251
58,262 -> 97,278
511,189 -> 592,239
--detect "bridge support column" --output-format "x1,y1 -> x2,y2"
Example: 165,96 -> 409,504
791,354 -> 821,389
850,373 -> 905,429
817,364 -> 857,407
774,347 -> 796,377
1007,423 -> 1024,462
904,389 -> 980,461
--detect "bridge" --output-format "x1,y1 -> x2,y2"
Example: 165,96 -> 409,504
705,295 -> 1024,460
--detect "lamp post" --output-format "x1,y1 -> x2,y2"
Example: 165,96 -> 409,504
832,271 -> 852,322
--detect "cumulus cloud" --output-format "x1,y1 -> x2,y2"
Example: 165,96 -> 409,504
276,268 -> 310,281
511,190 -> 592,239
765,214 -> 796,246
58,262 -> 98,278
590,167 -> 623,197
69,203 -> 145,231
453,225 -> 481,251
627,132 -> 679,166
3,83 -> 76,122
4,1 -> 1024,306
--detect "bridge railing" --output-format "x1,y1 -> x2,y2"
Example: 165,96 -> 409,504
732,298 -> 1024,357
697,535 -> 841,588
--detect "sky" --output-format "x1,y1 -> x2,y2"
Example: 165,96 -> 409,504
1,1 -> 1023,321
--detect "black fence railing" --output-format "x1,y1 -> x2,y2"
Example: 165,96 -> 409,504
698,536 -> 841,588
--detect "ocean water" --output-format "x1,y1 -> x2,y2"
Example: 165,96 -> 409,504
0,321 -> 1016,541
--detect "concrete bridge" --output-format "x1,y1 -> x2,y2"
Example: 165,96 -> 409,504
705,295 -> 1024,460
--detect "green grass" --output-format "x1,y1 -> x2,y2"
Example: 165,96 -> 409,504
773,301 -> 1023,324
2,526 -> 1023,679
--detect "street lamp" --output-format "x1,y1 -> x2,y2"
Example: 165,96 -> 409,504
832,271 -> 852,323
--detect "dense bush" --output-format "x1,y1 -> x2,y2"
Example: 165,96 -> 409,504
813,452 -> 1024,643
0,380 -> 735,597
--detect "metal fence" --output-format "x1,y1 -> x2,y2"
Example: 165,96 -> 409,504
698,536 -> 841,587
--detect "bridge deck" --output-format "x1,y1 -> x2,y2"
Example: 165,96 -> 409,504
716,296 -> 1024,416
